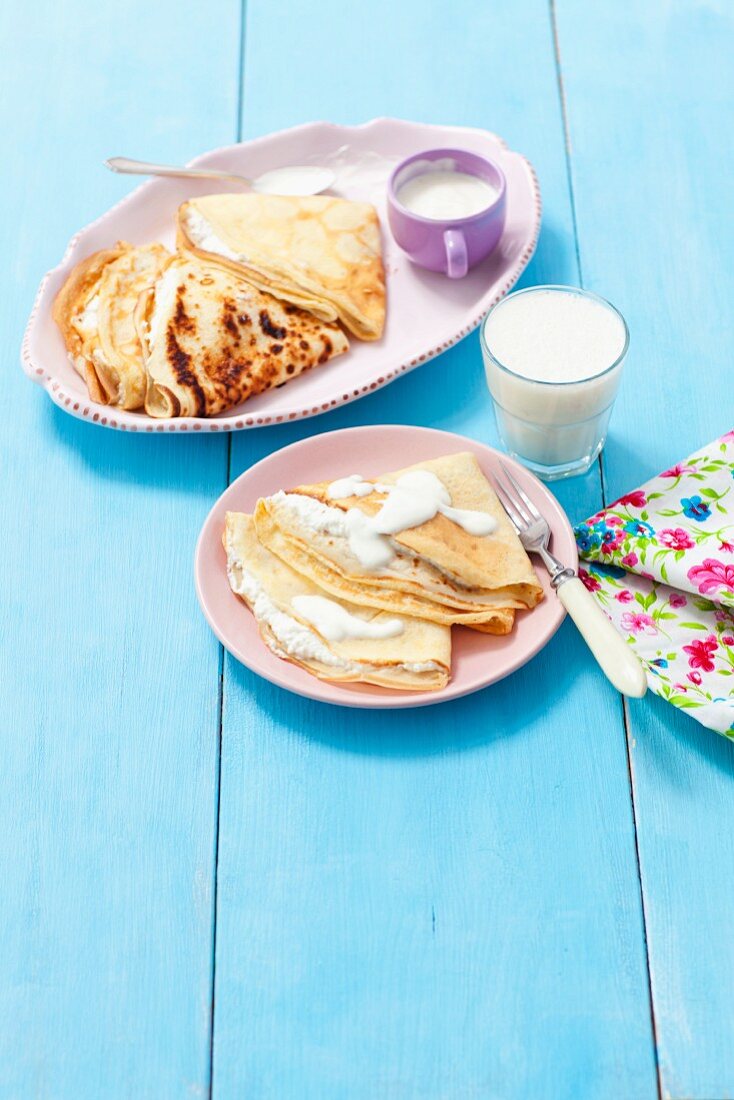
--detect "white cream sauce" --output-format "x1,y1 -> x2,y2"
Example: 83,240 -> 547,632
326,474 -> 376,499
269,492 -> 495,599
397,170 -> 497,221
252,165 -> 335,196
325,470 -> 497,570
291,595 -> 404,642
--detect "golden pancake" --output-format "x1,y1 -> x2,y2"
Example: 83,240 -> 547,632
177,192 -> 386,341
225,512 -> 450,690
254,452 -> 543,633
53,241 -> 171,409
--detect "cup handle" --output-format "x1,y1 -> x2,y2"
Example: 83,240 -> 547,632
443,229 -> 468,279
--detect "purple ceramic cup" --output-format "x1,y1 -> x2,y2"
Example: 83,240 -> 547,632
387,149 -> 507,279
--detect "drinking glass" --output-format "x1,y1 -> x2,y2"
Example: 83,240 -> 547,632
480,285 -> 629,480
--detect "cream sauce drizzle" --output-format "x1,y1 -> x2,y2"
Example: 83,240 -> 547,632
326,474 -> 376,499
291,595 -> 404,642
325,470 -> 497,571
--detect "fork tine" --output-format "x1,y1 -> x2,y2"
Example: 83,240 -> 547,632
495,471 -> 533,526
499,461 -> 543,522
493,477 -> 526,530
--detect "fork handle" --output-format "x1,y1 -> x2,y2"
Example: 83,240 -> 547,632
556,576 -> 648,698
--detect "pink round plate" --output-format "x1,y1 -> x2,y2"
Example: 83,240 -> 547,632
22,118 -> 540,433
194,425 -> 577,708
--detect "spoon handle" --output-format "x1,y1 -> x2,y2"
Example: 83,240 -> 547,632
104,157 -> 249,186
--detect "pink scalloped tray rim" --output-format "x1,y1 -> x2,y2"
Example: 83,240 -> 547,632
20,118 -> 541,434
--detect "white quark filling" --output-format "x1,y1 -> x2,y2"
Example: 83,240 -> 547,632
76,294 -> 100,332
271,491 -> 352,538
228,559 -> 439,678
147,264 -> 181,348
185,208 -> 241,262
230,561 -> 347,668
73,295 -> 111,372
271,490 -> 394,571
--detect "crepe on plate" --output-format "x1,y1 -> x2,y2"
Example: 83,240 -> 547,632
52,241 -> 171,409
177,193 -> 386,341
136,254 -> 349,417
225,512 -> 450,690
254,452 -> 543,634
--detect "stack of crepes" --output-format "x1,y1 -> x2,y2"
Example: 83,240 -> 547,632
53,193 -> 386,417
224,452 -> 544,692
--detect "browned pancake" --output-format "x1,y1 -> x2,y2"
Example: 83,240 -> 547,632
136,254 -> 349,417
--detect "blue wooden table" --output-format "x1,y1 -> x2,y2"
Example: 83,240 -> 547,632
2,2 -> 733,1097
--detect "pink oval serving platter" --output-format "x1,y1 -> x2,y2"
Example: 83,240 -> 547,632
21,118 -> 541,433
194,425 -> 576,709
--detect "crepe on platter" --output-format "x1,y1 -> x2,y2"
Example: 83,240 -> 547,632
136,254 -> 349,417
177,193 -> 386,341
52,241 -> 171,409
225,512 -> 450,690
254,452 -> 543,635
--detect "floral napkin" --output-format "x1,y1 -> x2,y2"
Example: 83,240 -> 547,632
573,431 -> 734,738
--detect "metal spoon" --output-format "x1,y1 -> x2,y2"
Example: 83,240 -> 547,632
104,156 -> 336,196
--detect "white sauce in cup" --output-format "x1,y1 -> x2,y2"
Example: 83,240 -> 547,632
397,170 -> 498,221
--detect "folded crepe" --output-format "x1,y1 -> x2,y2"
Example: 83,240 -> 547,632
254,452 -> 543,634
225,512 -> 450,690
136,254 -> 349,417
53,241 -> 171,408
177,193 -> 386,341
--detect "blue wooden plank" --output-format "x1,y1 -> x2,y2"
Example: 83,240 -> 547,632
212,2 -> 659,1096
0,1 -> 240,1095
555,2 -> 734,1095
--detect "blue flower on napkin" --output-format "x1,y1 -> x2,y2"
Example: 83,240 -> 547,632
681,495 -> 711,522
598,524 -> 619,547
623,519 -> 655,538
575,526 -> 601,553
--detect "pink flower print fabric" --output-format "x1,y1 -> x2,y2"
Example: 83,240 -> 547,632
574,431 -> 734,738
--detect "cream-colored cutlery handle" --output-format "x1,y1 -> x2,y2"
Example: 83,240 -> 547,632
556,576 -> 648,698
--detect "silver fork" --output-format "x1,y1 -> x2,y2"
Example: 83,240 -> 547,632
493,461 -> 647,698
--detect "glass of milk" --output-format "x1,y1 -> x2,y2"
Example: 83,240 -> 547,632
480,285 -> 629,480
